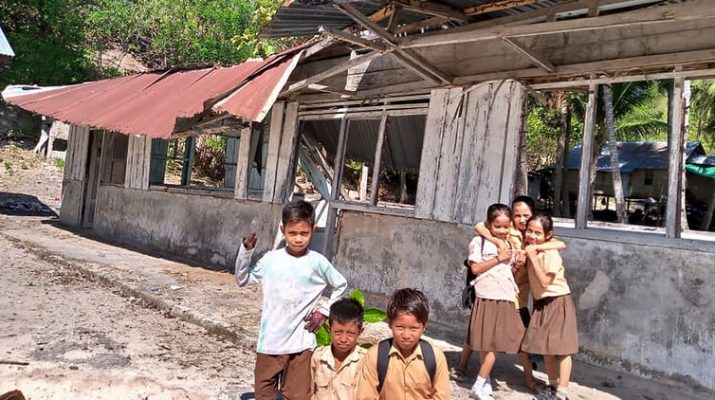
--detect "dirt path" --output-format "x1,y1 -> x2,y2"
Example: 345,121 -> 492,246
0,237 -> 256,399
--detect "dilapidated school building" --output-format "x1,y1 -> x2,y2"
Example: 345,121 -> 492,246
3,0 -> 715,392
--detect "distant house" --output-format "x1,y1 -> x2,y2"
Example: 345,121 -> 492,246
537,141 -> 715,219
0,26 -> 14,66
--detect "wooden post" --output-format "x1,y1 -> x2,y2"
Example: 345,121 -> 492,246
576,81 -> 598,229
359,164 -> 369,200
370,110 -> 388,205
234,126 -> 253,200
324,118 -> 349,259
370,110 -> 387,205
666,76 -> 685,238
263,102 -> 286,202
181,136 -> 195,186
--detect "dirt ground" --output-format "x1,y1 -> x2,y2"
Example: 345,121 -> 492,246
1,143 -> 713,400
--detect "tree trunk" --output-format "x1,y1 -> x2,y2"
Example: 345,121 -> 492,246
603,85 -> 628,224
562,104 -> 572,219
680,80 -> 691,231
553,91 -> 570,217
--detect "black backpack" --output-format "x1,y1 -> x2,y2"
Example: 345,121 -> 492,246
376,338 -> 437,393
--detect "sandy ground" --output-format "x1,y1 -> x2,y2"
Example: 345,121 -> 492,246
1,143 -> 713,399
0,235 -> 256,399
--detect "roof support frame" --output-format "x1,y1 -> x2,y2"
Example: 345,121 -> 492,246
283,50 -> 386,95
400,0 -> 715,49
334,2 -> 452,84
502,37 -> 555,72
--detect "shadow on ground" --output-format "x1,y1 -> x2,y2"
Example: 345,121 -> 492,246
0,192 -> 57,217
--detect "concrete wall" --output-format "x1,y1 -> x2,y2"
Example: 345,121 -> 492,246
333,210 -> 715,391
93,185 -> 282,268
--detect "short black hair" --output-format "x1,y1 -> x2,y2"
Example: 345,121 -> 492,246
527,212 -> 554,236
282,200 -> 315,226
486,203 -> 511,225
512,195 -> 536,213
387,288 -> 429,325
329,298 -> 364,327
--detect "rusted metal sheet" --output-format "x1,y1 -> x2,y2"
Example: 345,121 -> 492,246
2,50 -> 303,139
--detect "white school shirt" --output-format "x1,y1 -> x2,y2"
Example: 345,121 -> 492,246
467,236 -> 519,302
235,244 -> 348,355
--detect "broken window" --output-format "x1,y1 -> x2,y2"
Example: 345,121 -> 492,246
148,135 -> 234,191
299,113 -> 426,211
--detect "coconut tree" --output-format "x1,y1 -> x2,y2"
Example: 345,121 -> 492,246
570,81 -> 668,222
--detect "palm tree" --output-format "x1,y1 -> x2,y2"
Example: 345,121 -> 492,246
571,81 -> 668,222
603,84 -> 628,223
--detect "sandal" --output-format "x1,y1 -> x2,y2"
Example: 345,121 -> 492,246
449,367 -> 467,382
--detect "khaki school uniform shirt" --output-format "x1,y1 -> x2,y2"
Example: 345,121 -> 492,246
356,341 -> 450,400
528,249 -> 571,300
312,345 -> 367,400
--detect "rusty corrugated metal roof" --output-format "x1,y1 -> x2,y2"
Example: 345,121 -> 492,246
2,49 -> 303,139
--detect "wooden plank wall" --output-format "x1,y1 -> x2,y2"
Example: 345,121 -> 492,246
64,125 -> 90,181
124,135 -> 152,190
415,80 -> 526,224
263,101 -> 301,203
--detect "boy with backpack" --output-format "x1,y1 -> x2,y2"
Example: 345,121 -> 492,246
356,288 -> 450,399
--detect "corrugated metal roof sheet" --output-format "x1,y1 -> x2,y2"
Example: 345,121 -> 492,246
1,49 -> 304,139
263,0 -> 567,38
0,26 -> 15,62
565,141 -> 705,172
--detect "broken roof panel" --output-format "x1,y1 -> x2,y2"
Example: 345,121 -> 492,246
2,48 -> 304,139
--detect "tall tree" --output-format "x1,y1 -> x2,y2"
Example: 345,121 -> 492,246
602,85 -> 628,223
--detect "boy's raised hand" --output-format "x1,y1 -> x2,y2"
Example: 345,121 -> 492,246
242,232 -> 258,250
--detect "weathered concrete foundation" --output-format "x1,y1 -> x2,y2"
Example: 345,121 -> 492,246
333,210 -> 715,391
93,185 -> 282,268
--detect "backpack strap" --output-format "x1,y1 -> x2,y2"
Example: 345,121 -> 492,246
377,338 -> 437,392
376,338 -> 393,394
419,339 -> 437,386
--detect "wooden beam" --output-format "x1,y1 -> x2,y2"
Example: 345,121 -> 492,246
335,2 -> 452,84
387,5 -> 401,33
318,26 -> 387,51
454,48 -> 715,86
394,15 -> 448,35
370,110 -> 388,205
530,68 -> 715,90
389,52 -> 443,84
575,79 -> 598,230
283,50 -> 385,95
502,37 -> 555,72
401,0 -> 715,49
306,83 -> 355,97
395,0 -> 468,23
464,0 -> 538,17
666,76 -> 686,238
323,117 -> 349,258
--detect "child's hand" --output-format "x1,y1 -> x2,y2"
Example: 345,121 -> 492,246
242,232 -> 257,250
496,247 -> 512,262
303,311 -> 327,333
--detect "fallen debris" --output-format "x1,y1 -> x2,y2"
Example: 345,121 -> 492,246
0,359 -> 29,366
